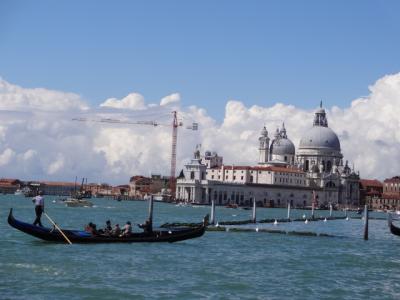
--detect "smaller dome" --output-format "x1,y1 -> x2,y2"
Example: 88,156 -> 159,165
205,150 -> 211,157
270,138 -> 295,156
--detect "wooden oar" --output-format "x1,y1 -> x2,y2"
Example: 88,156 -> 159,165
43,212 -> 72,245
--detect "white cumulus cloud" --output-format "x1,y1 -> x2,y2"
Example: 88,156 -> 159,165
100,93 -> 147,110
0,78 -> 88,111
0,74 -> 399,183
160,93 -> 180,106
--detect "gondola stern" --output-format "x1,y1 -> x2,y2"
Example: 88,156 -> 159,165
8,208 -> 15,226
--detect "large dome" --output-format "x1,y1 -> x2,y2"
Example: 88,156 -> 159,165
299,126 -> 340,151
270,138 -> 295,155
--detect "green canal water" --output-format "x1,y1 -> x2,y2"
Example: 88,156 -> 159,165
1,195 -> 399,299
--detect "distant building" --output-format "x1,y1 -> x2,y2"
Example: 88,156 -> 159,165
371,176 -> 400,210
177,104 -> 360,207
360,179 -> 383,208
383,176 -> 400,194
0,178 -> 21,194
129,176 -> 152,197
128,175 -> 170,198
40,181 -> 79,196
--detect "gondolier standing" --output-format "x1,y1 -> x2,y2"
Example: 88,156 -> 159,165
32,191 -> 44,226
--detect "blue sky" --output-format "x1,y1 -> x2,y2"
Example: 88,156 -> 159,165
1,0 -> 400,121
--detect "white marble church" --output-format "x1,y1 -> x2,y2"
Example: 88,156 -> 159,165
176,104 -> 360,208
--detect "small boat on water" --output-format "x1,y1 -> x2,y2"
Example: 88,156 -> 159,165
388,214 -> 400,236
64,198 -> 93,207
8,209 -> 208,243
8,195 -> 208,243
14,189 -> 23,196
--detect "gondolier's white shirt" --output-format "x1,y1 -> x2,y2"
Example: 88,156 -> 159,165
34,195 -> 44,207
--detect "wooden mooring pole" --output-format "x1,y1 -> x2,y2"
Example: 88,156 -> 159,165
311,202 -> 315,220
329,203 -> 333,217
252,197 -> 257,223
148,195 -> 154,232
363,204 -> 369,240
287,202 -> 291,221
210,199 -> 216,225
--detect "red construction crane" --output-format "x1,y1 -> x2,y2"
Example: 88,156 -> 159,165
73,111 -> 198,199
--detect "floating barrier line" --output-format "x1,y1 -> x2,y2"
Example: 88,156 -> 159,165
160,216 -> 348,228
160,215 -> 387,230
206,226 -> 337,237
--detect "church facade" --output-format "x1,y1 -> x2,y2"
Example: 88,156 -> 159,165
176,104 -> 360,208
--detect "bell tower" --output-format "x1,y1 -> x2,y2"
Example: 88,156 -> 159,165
258,126 -> 270,164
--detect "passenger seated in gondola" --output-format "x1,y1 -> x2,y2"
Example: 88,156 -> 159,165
104,220 -> 112,234
121,221 -> 132,237
84,222 -> 98,235
111,224 -> 121,237
138,219 -> 152,234
98,220 -> 112,235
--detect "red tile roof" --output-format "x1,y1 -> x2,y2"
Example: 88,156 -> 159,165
360,179 -> 383,188
384,176 -> 400,183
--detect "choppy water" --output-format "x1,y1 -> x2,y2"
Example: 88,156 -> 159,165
1,195 -> 399,299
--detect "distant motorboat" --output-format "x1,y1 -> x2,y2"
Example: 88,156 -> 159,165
154,195 -> 164,202
154,192 -> 171,202
64,198 -> 93,207
14,189 -> 23,196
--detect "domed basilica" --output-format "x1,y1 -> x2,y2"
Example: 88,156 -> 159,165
257,102 -> 359,205
176,103 -> 360,208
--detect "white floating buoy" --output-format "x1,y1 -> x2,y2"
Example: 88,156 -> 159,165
305,219 -> 309,224
302,214 -> 306,219
324,218 -> 327,222
255,227 -> 259,232
273,219 -> 278,225
52,200 -> 56,203
346,217 -> 349,221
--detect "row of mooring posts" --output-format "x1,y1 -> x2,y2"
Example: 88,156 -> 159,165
209,198 -> 370,240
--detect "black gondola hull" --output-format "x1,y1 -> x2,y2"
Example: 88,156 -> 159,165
8,209 -> 207,243
389,221 -> 400,236
388,213 -> 400,236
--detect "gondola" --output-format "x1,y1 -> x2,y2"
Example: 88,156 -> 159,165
8,208 -> 208,244
388,213 -> 400,236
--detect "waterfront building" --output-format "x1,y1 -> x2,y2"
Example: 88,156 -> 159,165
176,104 -> 360,207
0,178 -> 22,194
370,176 -> 400,210
128,174 -> 171,199
383,176 -> 400,194
360,179 -> 383,207
40,181 -> 80,196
